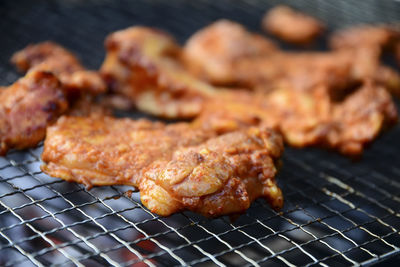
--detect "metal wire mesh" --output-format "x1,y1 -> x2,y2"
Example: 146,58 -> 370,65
0,0 -> 399,266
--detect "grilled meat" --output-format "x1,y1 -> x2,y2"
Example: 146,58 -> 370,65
183,20 -> 277,85
101,26 -> 398,155
262,5 -> 324,45
101,27 -> 217,118
0,70 -> 67,155
11,41 -> 106,94
41,116 -> 283,217
183,20 -> 400,96
329,24 -> 400,52
0,42 -> 110,155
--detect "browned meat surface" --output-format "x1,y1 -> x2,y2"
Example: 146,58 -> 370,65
41,116 -> 283,217
183,20 -> 277,85
183,20 -> 400,96
102,27 -> 397,155
101,26 -> 282,121
0,70 -> 68,155
11,42 -> 111,113
328,82 -> 398,154
374,65 -> 400,97
0,42 -> 110,155
11,42 -> 106,94
100,26 -> 217,118
232,50 -> 360,93
262,5 -> 324,44
184,20 -> 342,90
6,15 -> 398,219
194,87 -> 332,146
66,94 -> 111,117
329,25 -> 400,95
195,83 -> 397,155
100,26 -> 398,155
329,24 -> 400,52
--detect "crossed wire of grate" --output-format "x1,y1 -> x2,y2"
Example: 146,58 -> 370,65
0,122 -> 399,267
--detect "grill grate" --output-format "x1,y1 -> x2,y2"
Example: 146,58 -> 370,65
0,0 -> 399,266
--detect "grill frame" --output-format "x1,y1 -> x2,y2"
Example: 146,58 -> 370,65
0,0 -> 399,266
